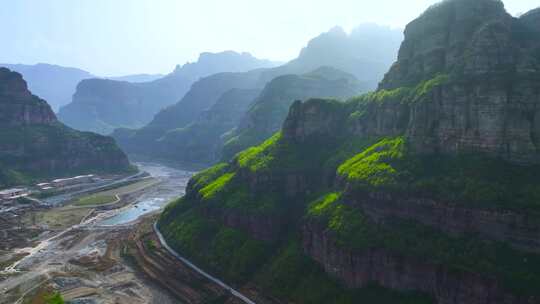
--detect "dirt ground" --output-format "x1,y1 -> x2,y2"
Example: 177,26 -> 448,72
0,224 -> 180,304
0,177 -> 180,304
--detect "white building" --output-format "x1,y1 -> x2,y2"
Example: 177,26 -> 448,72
51,175 -> 95,188
0,188 -> 29,201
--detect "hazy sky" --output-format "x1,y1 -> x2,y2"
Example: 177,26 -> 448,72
1,0 -> 537,76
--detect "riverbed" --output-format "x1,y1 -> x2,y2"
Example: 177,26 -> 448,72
0,162 -> 195,304
98,162 -> 193,226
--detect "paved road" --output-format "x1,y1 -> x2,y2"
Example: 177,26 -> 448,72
153,223 -> 257,304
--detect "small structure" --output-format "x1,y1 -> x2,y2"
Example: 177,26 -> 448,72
36,182 -> 53,190
51,175 -> 95,188
0,188 -> 29,201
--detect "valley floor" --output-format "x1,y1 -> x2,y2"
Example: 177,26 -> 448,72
0,162 -> 232,304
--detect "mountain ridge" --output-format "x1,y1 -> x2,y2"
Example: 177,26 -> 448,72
158,1 -> 540,303
0,67 -> 132,187
58,51 -> 278,134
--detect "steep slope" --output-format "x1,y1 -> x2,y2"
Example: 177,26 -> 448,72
156,88 -> 261,165
0,68 -> 131,187
58,51 -> 277,135
0,63 -> 94,112
113,27 -> 400,164
159,1 -> 540,303
257,24 -> 403,90
112,70 -> 263,158
223,67 -> 365,159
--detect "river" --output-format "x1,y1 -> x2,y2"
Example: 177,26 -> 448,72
0,162 -> 196,304
98,162 -> 194,226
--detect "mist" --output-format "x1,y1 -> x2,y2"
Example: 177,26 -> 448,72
1,0 -> 535,76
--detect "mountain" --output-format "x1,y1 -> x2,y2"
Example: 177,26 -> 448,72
0,63 -> 94,112
0,68 -> 132,187
158,1 -> 540,303
112,70 -> 264,159
222,66 -> 366,159
107,73 -> 165,83
172,51 -> 279,77
257,24 -> 403,90
113,26 -> 399,164
58,51 -> 278,135
156,88 -> 261,165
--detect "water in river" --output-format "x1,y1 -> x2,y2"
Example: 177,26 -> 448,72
98,162 -> 194,226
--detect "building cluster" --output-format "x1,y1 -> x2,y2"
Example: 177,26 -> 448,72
0,188 -> 29,201
0,174 -> 97,204
36,174 -> 96,191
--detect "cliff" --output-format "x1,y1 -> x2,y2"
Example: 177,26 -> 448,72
158,1 -> 540,304
222,67 -> 366,159
113,27 -> 401,164
0,63 -> 94,112
375,0 -> 540,163
0,68 -> 131,187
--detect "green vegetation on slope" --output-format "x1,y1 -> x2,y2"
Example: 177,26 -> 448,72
0,122 -> 133,187
338,137 -> 406,188
159,206 -> 434,304
159,209 -> 270,282
257,240 -> 433,304
45,292 -> 65,304
348,73 -> 449,108
236,132 -> 282,172
200,173 -> 236,200
73,195 -> 116,206
307,192 -> 540,295
338,136 -> 540,211
222,67 -> 365,161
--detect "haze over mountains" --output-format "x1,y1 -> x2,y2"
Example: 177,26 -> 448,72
0,63 -> 94,112
257,24 -> 403,88
0,67 -> 131,187
113,24 -> 402,164
4,1 -> 540,303
159,1 -> 540,303
57,51 -> 279,135
0,64 -> 164,113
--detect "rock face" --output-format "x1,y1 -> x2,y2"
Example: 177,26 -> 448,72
0,68 -> 57,126
303,222 -> 535,304
222,67 -> 365,159
373,0 -> 540,164
0,68 -> 131,187
158,2 -> 540,304
0,63 -> 94,112
349,191 -> 540,253
58,51 -> 278,135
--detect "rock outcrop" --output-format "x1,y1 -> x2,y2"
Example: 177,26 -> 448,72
0,63 -> 94,112
0,68 -> 56,126
372,0 -> 540,164
303,222 -> 536,304
223,67 -> 365,159
0,68 -> 131,187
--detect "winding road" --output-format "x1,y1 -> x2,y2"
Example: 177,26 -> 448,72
153,222 -> 257,304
